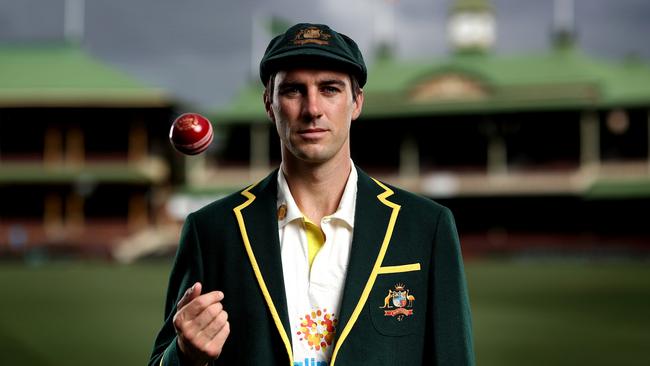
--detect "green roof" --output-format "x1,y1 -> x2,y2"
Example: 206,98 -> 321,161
213,47 -> 650,123
361,48 -> 650,117
0,43 -> 170,107
216,82 -> 267,124
451,0 -> 493,13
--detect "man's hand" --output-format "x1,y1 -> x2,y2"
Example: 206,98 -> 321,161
173,282 -> 230,366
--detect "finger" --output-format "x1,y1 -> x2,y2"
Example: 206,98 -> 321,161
177,282 -> 202,310
175,301 -> 227,356
192,301 -> 224,332
199,308 -> 229,340
181,291 -> 225,318
203,320 -> 230,359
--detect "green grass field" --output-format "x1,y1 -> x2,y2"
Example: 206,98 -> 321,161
1,259 -> 648,366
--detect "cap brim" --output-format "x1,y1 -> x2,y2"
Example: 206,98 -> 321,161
261,48 -> 365,86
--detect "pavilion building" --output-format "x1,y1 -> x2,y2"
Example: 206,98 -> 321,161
190,0 -> 650,254
0,43 -> 176,258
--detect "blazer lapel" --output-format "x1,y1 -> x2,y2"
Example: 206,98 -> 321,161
233,170 -> 293,361
333,168 -> 401,361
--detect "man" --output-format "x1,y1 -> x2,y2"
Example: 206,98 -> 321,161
149,23 -> 474,366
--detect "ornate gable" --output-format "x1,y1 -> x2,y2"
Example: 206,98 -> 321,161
410,73 -> 487,102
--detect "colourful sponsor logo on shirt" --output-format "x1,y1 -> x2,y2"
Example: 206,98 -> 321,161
296,308 -> 337,351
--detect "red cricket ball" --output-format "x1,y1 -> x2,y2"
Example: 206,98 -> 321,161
169,113 -> 214,155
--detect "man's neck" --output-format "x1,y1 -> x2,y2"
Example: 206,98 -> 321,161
281,154 -> 352,225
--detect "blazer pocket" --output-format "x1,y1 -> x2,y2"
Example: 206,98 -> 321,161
368,263 -> 423,337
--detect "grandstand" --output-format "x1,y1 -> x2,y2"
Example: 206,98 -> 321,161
190,0 -> 650,255
0,43 -> 176,258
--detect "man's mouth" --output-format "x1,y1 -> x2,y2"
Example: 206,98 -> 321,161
298,128 -> 328,139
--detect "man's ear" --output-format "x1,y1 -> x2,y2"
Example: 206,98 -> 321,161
263,90 -> 275,123
351,89 -> 364,121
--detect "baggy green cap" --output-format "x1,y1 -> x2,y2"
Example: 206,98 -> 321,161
259,23 -> 367,87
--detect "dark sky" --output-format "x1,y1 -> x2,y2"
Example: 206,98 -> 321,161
1,0 -> 649,109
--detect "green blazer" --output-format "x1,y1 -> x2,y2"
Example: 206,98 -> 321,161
149,168 -> 474,366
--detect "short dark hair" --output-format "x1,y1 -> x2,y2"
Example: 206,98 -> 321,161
265,71 -> 362,103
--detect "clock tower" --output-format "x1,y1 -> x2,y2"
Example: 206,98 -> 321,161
447,0 -> 496,53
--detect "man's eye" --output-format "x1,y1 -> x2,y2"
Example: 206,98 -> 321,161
322,86 -> 340,94
280,87 -> 301,96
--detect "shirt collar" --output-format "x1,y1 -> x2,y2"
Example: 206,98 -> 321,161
277,168 -> 304,228
276,161 -> 358,229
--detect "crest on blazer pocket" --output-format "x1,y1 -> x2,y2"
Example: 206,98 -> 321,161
368,270 -> 423,337
379,283 -> 415,321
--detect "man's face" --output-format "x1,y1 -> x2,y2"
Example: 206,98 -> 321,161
264,69 -> 363,164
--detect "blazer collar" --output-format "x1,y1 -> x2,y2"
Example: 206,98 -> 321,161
233,169 -> 294,362
331,167 -> 401,364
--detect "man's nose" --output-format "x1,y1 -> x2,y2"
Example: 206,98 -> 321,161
301,90 -> 323,121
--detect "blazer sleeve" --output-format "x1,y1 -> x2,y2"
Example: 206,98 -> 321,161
431,207 -> 475,366
148,213 -> 207,366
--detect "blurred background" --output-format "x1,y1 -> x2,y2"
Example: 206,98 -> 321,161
1,0 -> 649,365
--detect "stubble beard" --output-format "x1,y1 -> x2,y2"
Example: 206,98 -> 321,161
282,133 -> 350,166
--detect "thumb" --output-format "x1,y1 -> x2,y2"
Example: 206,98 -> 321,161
177,282 -> 202,309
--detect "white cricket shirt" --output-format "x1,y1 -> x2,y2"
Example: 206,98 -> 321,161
277,165 -> 357,366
